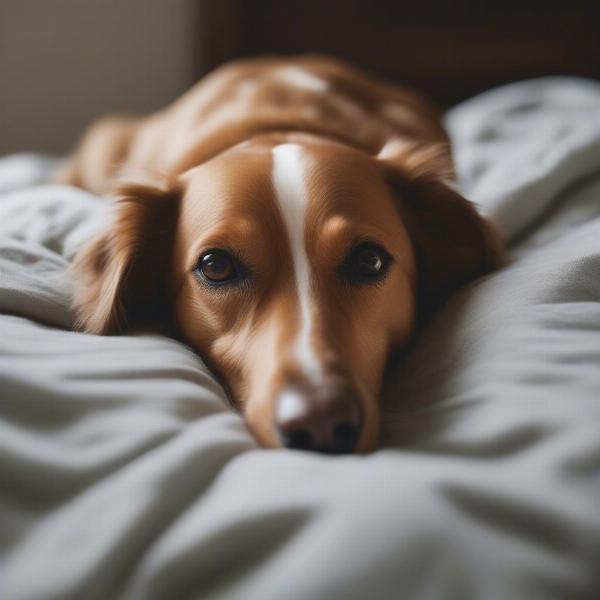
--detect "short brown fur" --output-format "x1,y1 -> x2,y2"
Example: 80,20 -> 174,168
64,56 -> 504,452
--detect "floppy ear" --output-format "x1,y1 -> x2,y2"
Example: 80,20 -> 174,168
378,139 -> 504,316
71,178 -> 180,334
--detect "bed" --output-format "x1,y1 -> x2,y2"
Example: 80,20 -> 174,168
1,77 -> 600,599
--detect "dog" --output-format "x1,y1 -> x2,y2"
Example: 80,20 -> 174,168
58,55 -> 503,454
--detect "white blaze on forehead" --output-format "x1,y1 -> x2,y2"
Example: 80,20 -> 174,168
271,67 -> 328,93
272,143 -> 322,381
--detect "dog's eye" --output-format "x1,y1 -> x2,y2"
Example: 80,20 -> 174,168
197,249 -> 237,283
356,246 -> 384,276
341,242 -> 392,284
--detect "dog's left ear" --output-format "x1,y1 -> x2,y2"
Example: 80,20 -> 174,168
377,139 -> 505,315
71,177 -> 180,334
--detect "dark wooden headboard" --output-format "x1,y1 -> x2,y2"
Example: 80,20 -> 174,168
198,0 -> 600,107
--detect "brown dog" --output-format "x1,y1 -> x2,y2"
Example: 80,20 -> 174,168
58,56 -> 503,453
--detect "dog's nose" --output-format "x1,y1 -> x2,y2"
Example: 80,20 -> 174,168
274,384 -> 361,454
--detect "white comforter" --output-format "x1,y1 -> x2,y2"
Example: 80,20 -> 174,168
1,78 -> 600,600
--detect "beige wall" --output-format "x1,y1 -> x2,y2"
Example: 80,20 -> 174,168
0,0 -> 199,154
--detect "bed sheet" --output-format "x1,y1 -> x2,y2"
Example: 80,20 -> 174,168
1,78 -> 600,600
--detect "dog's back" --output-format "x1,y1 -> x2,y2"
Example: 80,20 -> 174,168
56,55 -> 448,194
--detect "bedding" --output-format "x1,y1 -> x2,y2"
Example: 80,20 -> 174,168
1,78 -> 600,600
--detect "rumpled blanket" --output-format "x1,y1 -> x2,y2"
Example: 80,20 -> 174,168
1,78 -> 600,600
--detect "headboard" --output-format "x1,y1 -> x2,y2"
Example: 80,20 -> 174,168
198,0 -> 600,107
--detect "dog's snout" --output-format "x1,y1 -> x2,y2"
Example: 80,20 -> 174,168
275,384 -> 361,454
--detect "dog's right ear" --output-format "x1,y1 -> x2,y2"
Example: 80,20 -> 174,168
71,178 -> 180,334
377,139 -> 505,317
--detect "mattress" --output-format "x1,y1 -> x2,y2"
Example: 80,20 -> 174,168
1,77 -> 600,600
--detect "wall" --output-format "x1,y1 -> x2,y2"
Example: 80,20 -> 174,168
0,0 -> 199,154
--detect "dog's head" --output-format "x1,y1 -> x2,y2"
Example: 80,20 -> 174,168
72,134 -> 502,453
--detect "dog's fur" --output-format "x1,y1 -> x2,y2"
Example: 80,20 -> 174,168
59,56 -> 504,452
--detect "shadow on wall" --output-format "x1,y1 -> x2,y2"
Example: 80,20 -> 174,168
0,0 -> 199,155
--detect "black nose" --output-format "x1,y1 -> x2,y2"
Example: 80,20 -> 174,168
274,384 -> 362,454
